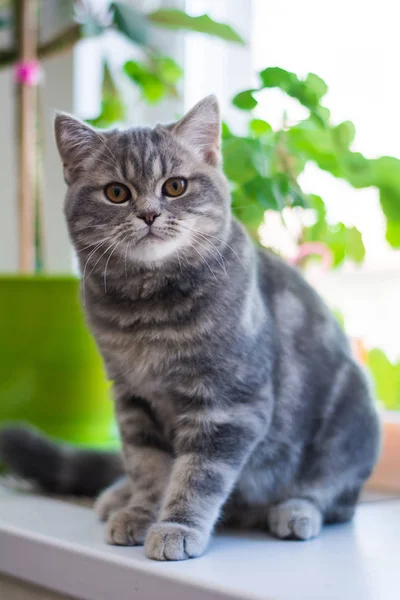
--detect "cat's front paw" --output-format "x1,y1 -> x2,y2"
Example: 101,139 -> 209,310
268,498 -> 322,540
145,522 -> 208,561
94,482 -> 131,522
106,507 -> 153,546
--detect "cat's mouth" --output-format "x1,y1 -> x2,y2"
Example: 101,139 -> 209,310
139,229 -> 165,242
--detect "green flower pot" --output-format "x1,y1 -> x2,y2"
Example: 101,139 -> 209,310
0,275 -> 117,448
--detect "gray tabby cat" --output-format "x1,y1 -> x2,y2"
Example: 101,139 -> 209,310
0,96 -> 380,561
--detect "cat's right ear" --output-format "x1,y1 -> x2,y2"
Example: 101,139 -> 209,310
54,113 -> 99,184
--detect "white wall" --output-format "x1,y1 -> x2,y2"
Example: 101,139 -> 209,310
0,54 -> 74,274
184,0 -> 253,131
41,54 -> 75,273
0,67 -> 18,273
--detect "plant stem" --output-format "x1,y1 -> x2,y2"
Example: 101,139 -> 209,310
37,23 -> 81,61
0,24 -> 81,70
15,0 -> 38,273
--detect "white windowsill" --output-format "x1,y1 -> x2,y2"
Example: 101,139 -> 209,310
0,485 -> 399,600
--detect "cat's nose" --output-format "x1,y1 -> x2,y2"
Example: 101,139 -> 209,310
137,212 -> 160,226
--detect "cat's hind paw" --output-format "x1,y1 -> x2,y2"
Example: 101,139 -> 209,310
145,522 -> 208,561
268,498 -> 322,540
94,477 -> 131,522
106,507 -> 153,546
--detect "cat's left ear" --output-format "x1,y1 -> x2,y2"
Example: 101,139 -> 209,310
171,95 -> 221,166
54,112 -> 100,183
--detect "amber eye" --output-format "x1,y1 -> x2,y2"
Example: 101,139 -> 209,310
104,183 -> 131,204
162,177 -> 187,198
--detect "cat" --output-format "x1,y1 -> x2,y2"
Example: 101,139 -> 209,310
0,95 -> 380,561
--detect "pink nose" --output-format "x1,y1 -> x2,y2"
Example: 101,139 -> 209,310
137,212 -> 160,226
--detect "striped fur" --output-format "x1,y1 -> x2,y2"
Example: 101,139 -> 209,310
0,96 -> 380,561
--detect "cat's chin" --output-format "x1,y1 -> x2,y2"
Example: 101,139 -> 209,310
129,233 -> 189,264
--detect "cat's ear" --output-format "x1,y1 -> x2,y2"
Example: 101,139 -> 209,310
54,113 -> 99,183
171,95 -> 221,166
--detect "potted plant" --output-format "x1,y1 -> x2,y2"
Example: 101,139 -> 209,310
0,0 -> 243,446
224,68 -> 400,492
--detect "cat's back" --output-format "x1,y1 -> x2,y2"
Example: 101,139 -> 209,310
256,246 -> 351,362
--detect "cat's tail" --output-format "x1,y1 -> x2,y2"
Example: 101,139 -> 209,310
0,426 -> 123,497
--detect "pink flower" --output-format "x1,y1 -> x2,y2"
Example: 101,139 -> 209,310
289,242 -> 333,273
13,60 -> 41,86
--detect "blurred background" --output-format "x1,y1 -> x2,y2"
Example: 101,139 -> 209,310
0,1 -> 399,466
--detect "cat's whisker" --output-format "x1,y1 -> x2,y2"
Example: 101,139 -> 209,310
180,223 -> 245,268
176,249 -> 183,274
86,237 -> 121,283
190,231 -> 228,268
104,235 -> 129,293
74,224 -> 108,234
124,236 -> 133,278
75,238 -> 110,254
189,232 -> 229,279
81,237 -> 113,305
188,243 -> 218,281
181,222 -> 245,269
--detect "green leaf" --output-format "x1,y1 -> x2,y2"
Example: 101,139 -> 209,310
232,90 -> 258,110
289,187 -> 308,208
333,121 -> 356,151
386,220 -> 400,248
243,176 -> 280,210
223,136 -> 269,184
346,226 -> 365,263
287,126 -> 342,176
308,194 -> 327,218
86,62 -> 125,128
124,61 -> 164,103
147,9 -> 244,43
221,121 -> 232,138
303,196 -> 365,267
259,68 -> 329,126
259,67 -> 296,89
123,57 -> 181,103
367,349 -> 400,411
379,187 -> 400,222
249,119 -> 272,137
304,73 -> 328,102
111,1 -> 149,46
271,173 -> 290,209
231,188 -> 267,235
371,157 -> 400,220
340,151 -> 375,188
370,156 -> 400,190
309,108 -> 329,129
153,56 -> 182,84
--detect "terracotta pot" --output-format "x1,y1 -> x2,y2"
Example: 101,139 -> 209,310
366,413 -> 400,493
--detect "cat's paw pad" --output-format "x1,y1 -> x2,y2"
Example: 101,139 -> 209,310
145,522 -> 208,561
268,499 -> 322,540
94,482 -> 131,522
106,507 -> 152,546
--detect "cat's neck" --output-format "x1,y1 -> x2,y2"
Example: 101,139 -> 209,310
79,217 -> 241,304
81,250 -> 216,305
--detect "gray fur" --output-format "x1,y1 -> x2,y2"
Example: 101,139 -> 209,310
0,426 -> 123,496
0,95 -> 380,560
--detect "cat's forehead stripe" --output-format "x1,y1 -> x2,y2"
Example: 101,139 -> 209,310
99,128 -> 184,182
